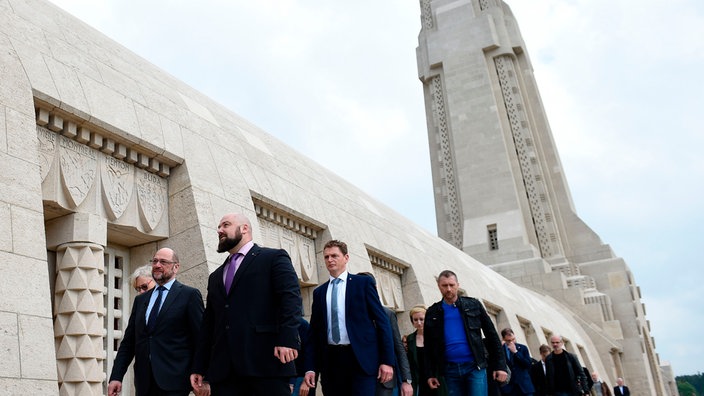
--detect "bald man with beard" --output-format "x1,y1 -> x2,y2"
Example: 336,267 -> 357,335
191,213 -> 302,396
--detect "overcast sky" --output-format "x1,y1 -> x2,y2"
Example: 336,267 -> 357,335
46,0 -> 704,376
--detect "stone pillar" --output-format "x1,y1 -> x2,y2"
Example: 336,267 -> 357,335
54,242 -> 105,395
46,213 -> 107,396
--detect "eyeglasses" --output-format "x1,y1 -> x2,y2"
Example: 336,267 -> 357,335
134,279 -> 153,292
149,258 -> 177,266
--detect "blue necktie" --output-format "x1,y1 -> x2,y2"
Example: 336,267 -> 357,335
331,278 -> 342,343
147,286 -> 166,333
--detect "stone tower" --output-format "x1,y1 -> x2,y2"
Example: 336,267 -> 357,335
416,0 -> 674,395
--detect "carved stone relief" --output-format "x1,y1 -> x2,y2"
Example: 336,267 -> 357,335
59,135 -> 97,208
101,155 -> 134,220
258,218 -> 319,286
136,169 -> 166,232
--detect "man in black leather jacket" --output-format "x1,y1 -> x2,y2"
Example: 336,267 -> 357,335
424,270 -> 508,396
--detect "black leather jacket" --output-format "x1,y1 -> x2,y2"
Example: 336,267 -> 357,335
424,296 -> 507,378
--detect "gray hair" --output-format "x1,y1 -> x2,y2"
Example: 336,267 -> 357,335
130,264 -> 153,285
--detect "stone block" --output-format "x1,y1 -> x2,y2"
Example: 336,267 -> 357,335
0,252 -> 53,317
0,312 -> 20,377
11,205 -> 47,259
19,314 -> 57,380
0,378 -> 57,395
0,202 -> 11,251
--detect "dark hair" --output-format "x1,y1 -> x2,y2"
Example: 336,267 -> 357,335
501,328 -> 514,338
539,344 -> 550,354
357,271 -> 376,285
324,240 -> 348,255
437,269 -> 457,282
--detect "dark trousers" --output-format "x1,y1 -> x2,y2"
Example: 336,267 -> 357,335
140,363 -> 190,396
210,375 -> 290,396
321,345 -> 377,396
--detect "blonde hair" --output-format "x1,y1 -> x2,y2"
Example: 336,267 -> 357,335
408,304 -> 427,323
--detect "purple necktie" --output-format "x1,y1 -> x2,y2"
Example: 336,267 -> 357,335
224,253 -> 242,292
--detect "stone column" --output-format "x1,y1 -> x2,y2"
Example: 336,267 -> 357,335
46,213 -> 107,396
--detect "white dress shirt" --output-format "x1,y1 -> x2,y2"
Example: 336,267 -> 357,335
326,270 -> 350,345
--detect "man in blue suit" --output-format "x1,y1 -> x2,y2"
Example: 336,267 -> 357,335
499,328 -> 536,396
304,240 -> 396,396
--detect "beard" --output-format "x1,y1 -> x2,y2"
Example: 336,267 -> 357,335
217,228 -> 242,252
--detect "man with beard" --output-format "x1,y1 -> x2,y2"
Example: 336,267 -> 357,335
109,248 -> 204,396
191,213 -> 302,396
424,270 -> 508,396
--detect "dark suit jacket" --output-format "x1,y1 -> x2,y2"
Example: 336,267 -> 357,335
613,385 -> 630,396
378,306 -> 412,394
193,244 -> 302,382
530,360 -> 547,396
305,272 -> 395,376
500,342 -> 536,395
110,280 -> 204,394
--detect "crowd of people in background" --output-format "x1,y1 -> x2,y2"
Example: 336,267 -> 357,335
109,212 -> 629,396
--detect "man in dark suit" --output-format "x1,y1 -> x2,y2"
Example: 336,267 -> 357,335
613,378 -> 630,396
191,213 -> 302,396
499,328 -> 535,396
530,344 -> 550,396
303,240 -> 395,396
108,248 -> 204,396
357,273 -> 413,396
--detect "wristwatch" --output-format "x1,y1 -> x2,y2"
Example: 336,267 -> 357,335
405,379 -> 412,384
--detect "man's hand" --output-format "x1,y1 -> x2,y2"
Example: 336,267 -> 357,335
377,364 -> 394,384
107,380 -> 122,396
304,371 -> 317,388
191,373 -> 210,396
493,369 -> 508,383
274,346 -> 298,364
400,382 -> 413,396
299,380 -> 311,396
428,377 -> 441,389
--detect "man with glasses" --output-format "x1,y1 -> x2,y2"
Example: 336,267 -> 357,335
544,335 -> 586,396
108,248 -> 204,396
131,264 -> 155,294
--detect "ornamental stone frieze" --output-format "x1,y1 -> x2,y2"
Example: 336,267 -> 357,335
35,104 -> 175,237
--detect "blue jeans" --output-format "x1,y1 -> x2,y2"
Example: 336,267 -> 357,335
444,362 -> 487,396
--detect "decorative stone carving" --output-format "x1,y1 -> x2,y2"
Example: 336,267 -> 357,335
101,154 -> 134,221
136,168 -> 167,232
37,126 -> 57,181
59,135 -> 97,209
54,243 -> 105,396
257,212 -> 319,287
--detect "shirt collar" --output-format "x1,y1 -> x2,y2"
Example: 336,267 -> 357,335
236,240 -> 255,257
330,270 -> 349,283
160,278 -> 177,291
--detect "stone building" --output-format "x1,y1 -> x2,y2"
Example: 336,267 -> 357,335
417,1 -> 677,395
0,0 -> 675,395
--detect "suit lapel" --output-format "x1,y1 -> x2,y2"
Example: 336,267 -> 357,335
157,280 -> 181,323
230,244 -> 261,291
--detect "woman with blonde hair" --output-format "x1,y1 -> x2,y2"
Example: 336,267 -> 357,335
406,305 -> 446,396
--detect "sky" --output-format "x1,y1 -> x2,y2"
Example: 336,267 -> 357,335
45,0 -> 704,375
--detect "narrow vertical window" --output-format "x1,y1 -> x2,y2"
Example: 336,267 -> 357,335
488,224 -> 499,250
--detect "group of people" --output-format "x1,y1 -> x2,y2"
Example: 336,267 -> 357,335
110,212 -> 629,396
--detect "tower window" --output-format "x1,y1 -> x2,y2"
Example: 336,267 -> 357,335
488,225 -> 499,250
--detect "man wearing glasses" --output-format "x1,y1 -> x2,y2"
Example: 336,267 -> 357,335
108,248 -> 204,396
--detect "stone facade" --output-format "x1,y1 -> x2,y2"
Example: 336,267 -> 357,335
416,1 -> 676,395
0,0 -> 674,395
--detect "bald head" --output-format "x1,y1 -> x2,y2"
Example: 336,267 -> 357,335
217,213 -> 253,253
